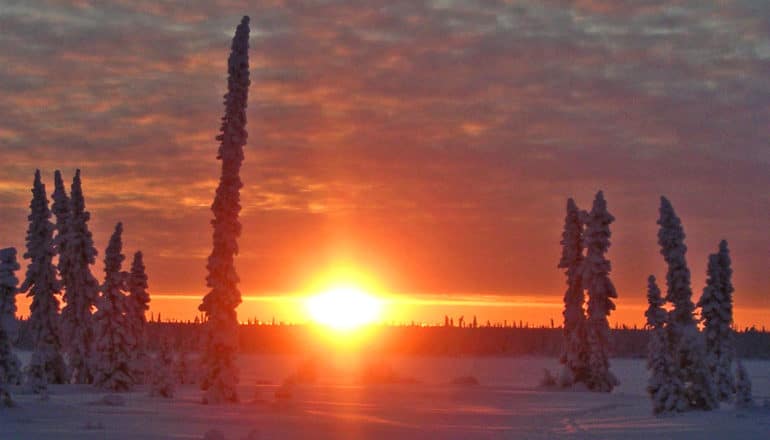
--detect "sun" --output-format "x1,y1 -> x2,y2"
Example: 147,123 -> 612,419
305,285 -> 383,331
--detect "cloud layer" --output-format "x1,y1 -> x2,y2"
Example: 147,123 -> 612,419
1,0 -> 768,319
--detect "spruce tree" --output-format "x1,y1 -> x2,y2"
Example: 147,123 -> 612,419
51,170 -> 71,272
734,360 -> 754,408
150,339 -> 176,398
557,198 -> 588,386
0,247 -> 22,386
127,251 -> 150,383
645,275 -> 685,413
697,240 -> 735,401
93,223 -> 134,391
59,169 -> 100,383
21,170 -> 67,390
199,16 -> 250,404
657,196 -> 717,410
581,191 -> 619,391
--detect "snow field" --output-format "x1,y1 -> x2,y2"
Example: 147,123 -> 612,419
2,354 -> 769,439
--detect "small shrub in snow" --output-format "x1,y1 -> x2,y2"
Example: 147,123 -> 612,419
734,361 -> 753,409
284,357 -> 318,385
98,394 -> 126,406
359,360 -> 417,384
539,369 -> 557,387
0,381 -> 13,407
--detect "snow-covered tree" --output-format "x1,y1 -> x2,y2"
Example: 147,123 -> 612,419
581,191 -> 619,392
175,349 -> 196,385
199,16 -> 250,404
93,223 -> 134,392
51,170 -> 71,267
734,360 -> 753,409
645,275 -> 685,414
150,340 -> 176,398
58,170 -> 99,383
0,248 -> 22,385
657,196 -> 717,410
59,169 -> 100,384
127,251 -> 150,383
697,240 -> 735,401
557,198 -> 588,386
21,170 -> 67,390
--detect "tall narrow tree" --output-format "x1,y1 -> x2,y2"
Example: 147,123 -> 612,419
93,222 -> 134,391
657,196 -> 717,410
697,240 -> 735,401
557,198 -> 588,386
581,191 -> 619,391
22,170 -> 67,391
645,275 -> 684,413
51,170 -> 71,271
127,251 -> 150,383
60,169 -> 100,383
0,247 -> 22,386
199,16 -> 251,404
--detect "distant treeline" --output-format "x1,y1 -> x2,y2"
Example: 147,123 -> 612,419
13,320 -> 769,359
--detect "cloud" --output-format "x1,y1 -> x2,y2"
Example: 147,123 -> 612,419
0,0 -> 768,317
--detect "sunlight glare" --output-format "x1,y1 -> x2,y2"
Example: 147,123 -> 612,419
305,285 -> 383,331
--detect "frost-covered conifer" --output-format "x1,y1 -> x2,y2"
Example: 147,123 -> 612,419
51,170 -> 71,268
581,191 -> 619,392
645,275 -> 685,414
0,248 -> 22,385
734,360 -> 753,408
22,170 -> 67,389
127,251 -> 150,383
175,349 -> 196,385
150,340 -> 176,398
657,196 -> 717,410
697,240 -> 735,401
93,223 -> 134,391
557,198 -> 588,386
59,169 -> 100,384
199,16 -> 250,404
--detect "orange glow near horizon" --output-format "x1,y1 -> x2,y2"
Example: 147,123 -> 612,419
11,290 -> 770,331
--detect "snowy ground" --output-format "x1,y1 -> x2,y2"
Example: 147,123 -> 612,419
2,354 -> 769,439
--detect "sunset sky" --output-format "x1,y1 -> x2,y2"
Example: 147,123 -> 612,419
1,1 -> 768,328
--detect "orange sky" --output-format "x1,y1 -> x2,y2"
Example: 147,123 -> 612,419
1,1 -> 769,328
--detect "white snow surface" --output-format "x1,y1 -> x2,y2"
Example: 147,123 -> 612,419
2,353 -> 769,439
